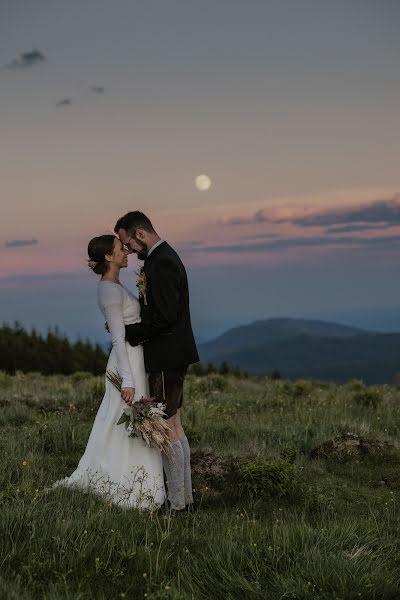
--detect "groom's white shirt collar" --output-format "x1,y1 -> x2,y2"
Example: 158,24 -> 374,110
146,239 -> 164,258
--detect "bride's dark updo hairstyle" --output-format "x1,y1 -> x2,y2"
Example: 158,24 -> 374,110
87,234 -> 116,275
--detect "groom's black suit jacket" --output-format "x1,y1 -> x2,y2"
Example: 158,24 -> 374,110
125,241 -> 199,372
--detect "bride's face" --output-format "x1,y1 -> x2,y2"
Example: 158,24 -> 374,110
107,239 -> 129,269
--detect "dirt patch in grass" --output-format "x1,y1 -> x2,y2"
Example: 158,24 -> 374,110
191,449 -> 237,497
310,432 -> 399,463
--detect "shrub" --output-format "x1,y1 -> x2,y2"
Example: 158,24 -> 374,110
70,371 -> 94,383
238,458 -> 301,498
353,388 -> 383,408
195,374 -> 228,393
189,362 -> 206,376
86,377 -> 105,402
291,380 -> 314,398
280,447 -> 297,462
348,379 -> 365,391
0,371 -> 11,387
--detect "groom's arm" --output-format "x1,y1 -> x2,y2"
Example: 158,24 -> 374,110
125,258 -> 181,346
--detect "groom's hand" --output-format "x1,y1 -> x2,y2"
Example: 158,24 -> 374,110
121,387 -> 135,405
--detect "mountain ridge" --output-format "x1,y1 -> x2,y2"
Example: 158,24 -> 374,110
197,317 -> 399,384
198,317 -> 371,361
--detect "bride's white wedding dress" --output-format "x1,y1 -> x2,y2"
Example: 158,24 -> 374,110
52,281 -> 165,510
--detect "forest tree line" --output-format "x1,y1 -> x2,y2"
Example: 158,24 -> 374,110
0,323 -> 250,378
0,323 -> 107,375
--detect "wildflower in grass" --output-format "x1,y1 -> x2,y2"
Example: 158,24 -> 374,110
22,460 -> 27,466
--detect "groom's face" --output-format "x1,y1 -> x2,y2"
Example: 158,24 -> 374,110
118,228 -> 148,261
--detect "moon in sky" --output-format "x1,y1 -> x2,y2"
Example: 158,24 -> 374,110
195,174 -> 212,191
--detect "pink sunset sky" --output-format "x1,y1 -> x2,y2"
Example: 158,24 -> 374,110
2,187 -> 400,276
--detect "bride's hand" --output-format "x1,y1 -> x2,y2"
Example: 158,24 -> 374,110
121,387 -> 135,405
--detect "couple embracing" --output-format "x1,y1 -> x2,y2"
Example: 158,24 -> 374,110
53,211 -> 199,512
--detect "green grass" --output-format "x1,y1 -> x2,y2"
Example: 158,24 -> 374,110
1,372 -> 400,599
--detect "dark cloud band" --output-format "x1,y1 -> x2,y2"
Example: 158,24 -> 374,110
192,234 -> 400,254
291,198 -> 400,228
326,223 -> 394,234
5,239 -> 39,248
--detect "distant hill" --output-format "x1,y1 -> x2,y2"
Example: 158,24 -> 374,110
199,318 -> 368,361
197,318 -> 400,384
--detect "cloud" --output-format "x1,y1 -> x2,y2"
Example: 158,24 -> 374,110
176,240 -> 204,247
192,234 -> 400,254
241,232 -> 279,240
220,209 -> 269,226
290,197 -> 400,228
175,240 -> 204,254
1,49 -> 46,71
326,223 -> 394,234
56,98 -> 72,107
5,239 -> 39,248
89,85 -> 105,94
220,195 -> 400,231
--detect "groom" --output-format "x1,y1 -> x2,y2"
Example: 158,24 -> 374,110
115,211 -> 199,512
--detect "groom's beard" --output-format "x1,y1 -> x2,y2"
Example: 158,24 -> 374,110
131,238 -> 148,261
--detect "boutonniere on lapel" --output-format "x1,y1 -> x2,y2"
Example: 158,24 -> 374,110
136,268 -> 148,305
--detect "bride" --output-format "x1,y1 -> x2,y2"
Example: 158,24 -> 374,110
52,234 -> 165,510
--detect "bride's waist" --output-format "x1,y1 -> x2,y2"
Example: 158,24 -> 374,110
124,319 -> 141,325
109,341 -> 143,356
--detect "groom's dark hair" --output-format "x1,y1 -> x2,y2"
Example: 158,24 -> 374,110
114,211 -> 155,235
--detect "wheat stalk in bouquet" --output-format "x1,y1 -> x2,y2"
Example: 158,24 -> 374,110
106,369 -> 173,457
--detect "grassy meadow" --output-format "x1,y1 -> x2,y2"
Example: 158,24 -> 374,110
0,371 -> 400,599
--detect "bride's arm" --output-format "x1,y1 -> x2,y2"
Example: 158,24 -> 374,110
100,286 -> 135,390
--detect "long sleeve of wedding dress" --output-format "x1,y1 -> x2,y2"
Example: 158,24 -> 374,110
98,283 -> 134,389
